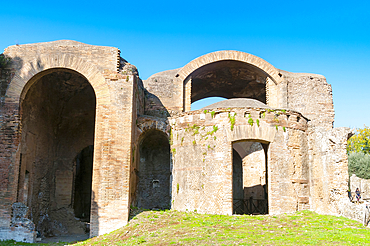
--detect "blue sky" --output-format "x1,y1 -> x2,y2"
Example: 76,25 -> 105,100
1,0 -> 369,128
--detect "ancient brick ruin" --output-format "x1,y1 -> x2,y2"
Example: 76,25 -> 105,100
0,40 -> 353,242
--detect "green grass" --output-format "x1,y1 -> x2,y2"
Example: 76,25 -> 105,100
2,209 -> 370,245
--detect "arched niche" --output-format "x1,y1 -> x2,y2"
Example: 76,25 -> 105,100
136,129 -> 171,210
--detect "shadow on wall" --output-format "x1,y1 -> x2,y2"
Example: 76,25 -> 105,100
144,90 -> 170,118
74,145 -> 94,223
0,54 -> 26,224
0,54 -> 24,106
14,66 -> 96,238
233,184 -> 268,215
90,190 -> 99,237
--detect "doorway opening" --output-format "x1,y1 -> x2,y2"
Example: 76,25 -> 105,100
73,145 -> 93,223
18,68 -> 96,237
136,130 -> 171,210
232,141 -> 268,215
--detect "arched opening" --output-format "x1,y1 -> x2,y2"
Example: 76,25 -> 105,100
18,68 -> 96,237
187,60 -> 270,105
136,130 -> 171,210
73,145 -> 94,223
232,141 -> 269,215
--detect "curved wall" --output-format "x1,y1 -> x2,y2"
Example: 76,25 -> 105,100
169,107 -> 309,214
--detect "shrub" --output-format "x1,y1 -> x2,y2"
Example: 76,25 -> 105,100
0,54 -> 11,68
348,152 -> 370,179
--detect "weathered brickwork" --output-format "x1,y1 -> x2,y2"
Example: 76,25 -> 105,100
0,41 -> 137,242
143,69 -> 181,115
308,127 -> 353,214
0,102 -> 20,227
169,108 -> 309,215
237,142 -> 266,200
283,71 -> 335,129
0,41 -> 352,242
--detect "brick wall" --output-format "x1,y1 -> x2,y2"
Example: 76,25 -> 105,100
0,42 -> 355,242
0,41 -> 136,241
0,67 -> 19,228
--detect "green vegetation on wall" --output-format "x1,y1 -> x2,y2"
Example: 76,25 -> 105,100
228,112 -> 236,130
0,54 -> 11,69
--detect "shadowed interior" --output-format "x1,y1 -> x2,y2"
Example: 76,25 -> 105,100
190,60 -> 269,104
18,69 -> 96,237
137,130 -> 171,210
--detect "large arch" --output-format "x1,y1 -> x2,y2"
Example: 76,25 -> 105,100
3,54 -> 111,209
18,67 -> 96,237
0,49 -> 134,239
5,53 -> 110,105
175,51 -> 282,111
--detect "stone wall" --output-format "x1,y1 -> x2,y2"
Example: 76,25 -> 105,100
16,69 -> 95,236
282,70 -> 351,216
136,130 -> 171,209
144,69 -> 181,114
236,142 -> 266,200
89,73 -> 136,237
268,123 -> 310,213
130,115 -> 170,208
308,127 -> 353,214
169,107 -> 309,215
337,174 -> 370,225
283,71 -> 334,129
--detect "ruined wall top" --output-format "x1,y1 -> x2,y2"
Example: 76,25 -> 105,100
144,50 -> 335,130
2,41 -> 335,128
174,50 -> 283,85
1,40 -> 142,106
281,70 -> 335,129
3,40 -> 120,73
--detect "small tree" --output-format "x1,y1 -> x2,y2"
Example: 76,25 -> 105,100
348,152 -> 370,179
347,126 -> 370,155
347,126 -> 370,179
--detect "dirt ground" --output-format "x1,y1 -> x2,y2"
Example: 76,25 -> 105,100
38,233 -> 89,244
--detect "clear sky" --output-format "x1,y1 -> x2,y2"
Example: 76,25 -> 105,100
1,0 -> 369,128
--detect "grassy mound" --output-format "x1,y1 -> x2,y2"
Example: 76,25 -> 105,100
76,209 -> 369,245
2,209 -> 370,245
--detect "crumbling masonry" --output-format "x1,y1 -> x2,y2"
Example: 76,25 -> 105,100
0,40 -> 353,242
